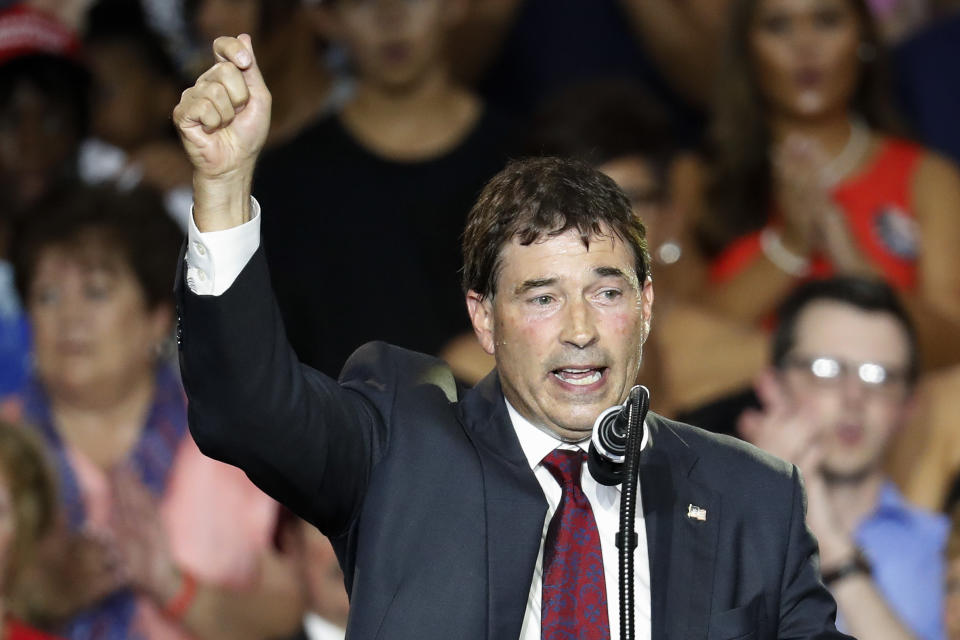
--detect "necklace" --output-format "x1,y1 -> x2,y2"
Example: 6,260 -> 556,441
820,116 -> 872,187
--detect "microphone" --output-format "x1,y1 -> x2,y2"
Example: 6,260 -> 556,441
588,385 -> 650,486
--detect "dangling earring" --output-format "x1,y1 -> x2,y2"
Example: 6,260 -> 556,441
655,240 -> 683,265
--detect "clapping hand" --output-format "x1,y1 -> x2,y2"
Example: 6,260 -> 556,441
109,468 -> 183,605
772,135 -> 878,276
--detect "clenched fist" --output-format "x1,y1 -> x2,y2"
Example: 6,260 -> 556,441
173,35 -> 271,230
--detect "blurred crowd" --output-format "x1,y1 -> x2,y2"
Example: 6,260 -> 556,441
0,0 -> 959,638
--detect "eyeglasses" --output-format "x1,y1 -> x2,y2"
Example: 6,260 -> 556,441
783,355 -> 909,395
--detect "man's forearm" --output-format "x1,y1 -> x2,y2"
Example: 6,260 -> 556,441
193,171 -> 254,232
830,574 -> 917,640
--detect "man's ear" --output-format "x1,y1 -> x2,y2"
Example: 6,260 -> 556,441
466,290 -> 495,355
893,387 -> 921,439
640,277 -> 654,342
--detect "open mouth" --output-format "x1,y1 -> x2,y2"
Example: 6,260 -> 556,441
552,367 -> 607,386
836,423 -> 865,446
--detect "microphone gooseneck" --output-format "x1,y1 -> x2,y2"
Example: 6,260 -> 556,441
616,385 -> 648,640
587,384 -> 650,640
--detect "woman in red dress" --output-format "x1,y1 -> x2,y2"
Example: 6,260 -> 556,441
698,0 -> 960,368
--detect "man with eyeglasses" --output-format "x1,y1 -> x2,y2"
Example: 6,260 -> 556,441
738,276 -> 948,640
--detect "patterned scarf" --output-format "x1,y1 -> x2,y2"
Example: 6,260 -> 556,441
22,366 -> 188,640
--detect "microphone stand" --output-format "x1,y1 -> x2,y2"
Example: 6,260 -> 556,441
615,385 -> 649,640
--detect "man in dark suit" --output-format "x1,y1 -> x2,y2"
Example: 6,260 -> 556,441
172,33 -> 850,640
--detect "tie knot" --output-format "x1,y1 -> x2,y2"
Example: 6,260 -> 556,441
541,448 -> 586,489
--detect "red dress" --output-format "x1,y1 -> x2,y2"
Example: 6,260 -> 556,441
5,619 -> 62,640
710,138 -> 924,292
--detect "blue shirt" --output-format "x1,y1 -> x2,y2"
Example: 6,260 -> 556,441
0,261 -> 30,396
838,481 -> 948,640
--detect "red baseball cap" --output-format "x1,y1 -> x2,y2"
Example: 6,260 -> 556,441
0,3 -> 81,66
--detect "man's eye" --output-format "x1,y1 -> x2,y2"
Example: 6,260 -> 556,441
530,295 -> 554,306
598,289 -> 622,301
32,288 -> 59,306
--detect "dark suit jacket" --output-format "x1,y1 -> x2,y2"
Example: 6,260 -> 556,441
176,248 -> 851,640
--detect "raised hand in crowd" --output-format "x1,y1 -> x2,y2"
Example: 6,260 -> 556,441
739,369 -> 919,640
738,370 -> 852,568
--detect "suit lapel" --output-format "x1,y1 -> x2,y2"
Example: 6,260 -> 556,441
641,416 -> 719,640
459,373 -> 547,640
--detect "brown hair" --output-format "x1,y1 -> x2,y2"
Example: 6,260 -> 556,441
699,0 -> 901,255
12,184 -> 183,311
0,421 -> 56,592
461,157 -> 649,299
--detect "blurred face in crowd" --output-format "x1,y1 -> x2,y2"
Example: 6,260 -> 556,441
332,0 -> 466,91
0,82 -> 81,212
749,0 -> 862,120
28,242 -> 171,407
597,155 -> 673,257
778,301 -> 912,482
469,228 -> 653,442
88,43 -> 175,150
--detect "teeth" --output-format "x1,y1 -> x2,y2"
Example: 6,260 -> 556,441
554,369 -> 602,385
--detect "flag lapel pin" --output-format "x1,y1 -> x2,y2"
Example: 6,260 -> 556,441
687,504 -> 707,521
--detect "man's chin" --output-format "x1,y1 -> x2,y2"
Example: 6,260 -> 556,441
542,414 -> 598,443
820,461 -> 875,485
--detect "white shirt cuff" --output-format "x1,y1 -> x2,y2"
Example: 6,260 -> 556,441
185,197 -> 261,296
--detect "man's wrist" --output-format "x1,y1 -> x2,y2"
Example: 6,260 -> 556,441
822,547 -> 873,587
193,168 -> 255,232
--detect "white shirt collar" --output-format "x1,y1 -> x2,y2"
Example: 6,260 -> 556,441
504,398 -> 650,472
303,613 -> 345,640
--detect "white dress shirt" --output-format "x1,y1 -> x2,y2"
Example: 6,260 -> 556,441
185,200 -> 652,639
506,402 -> 651,640
303,613 -> 346,640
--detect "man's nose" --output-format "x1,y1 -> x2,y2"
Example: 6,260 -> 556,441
840,371 -> 869,406
559,299 -> 598,349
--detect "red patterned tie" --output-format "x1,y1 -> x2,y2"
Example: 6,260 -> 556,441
540,448 -> 610,640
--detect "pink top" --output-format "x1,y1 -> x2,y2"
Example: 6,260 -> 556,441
68,436 -> 279,639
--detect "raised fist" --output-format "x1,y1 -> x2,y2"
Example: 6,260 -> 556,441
173,34 -> 271,181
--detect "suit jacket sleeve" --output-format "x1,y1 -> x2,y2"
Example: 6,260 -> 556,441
175,245 -> 387,535
778,465 -> 853,639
